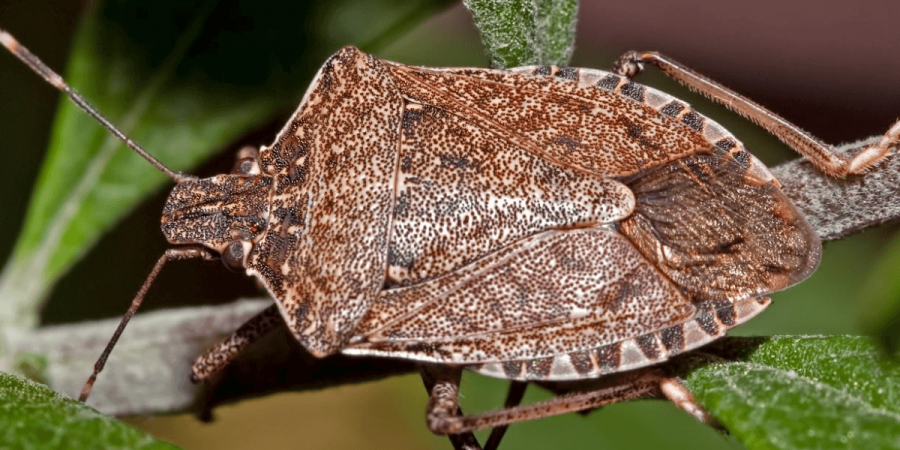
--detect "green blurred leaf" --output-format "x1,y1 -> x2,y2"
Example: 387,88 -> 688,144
685,336 -> 900,450
857,235 -> 900,353
0,371 -> 179,449
0,0 -> 453,328
462,0 -> 578,68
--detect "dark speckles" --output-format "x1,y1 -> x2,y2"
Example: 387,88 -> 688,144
695,308 -> 720,336
730,149 -> 751,169
436,198 -> 459,216
554,136 -> 581,153
556,67 -> 578,81
661,325 -> 685,353
318,59 -> 335,92
569,351 -> 594,374
681,111 -> 705,131
394,192 -> 409,218
400,155 -> 412,172
636,334 -> 660,359
286,157 -> 309,185
503,360 -> 523,378
533,66 -> 552,76
596,74 -> 620,91
619,82 -> 645,102
294,139 -> 310,160
595,342 -> 621,372
325,154 -> 339,170
626,122 -> 644,140
660,101 -> 685,117
387,247 -> 414,269
609,280 -> 634,312
406,342 -> 438,354
526,357 -> 553,378
293,301 -> 309,324
439,154 -> 473,170
619,118 -> 657,150
715,138 -> 737,152
713,300 -> 736,326
250,46 -> 403,356
402,108 -> 423,136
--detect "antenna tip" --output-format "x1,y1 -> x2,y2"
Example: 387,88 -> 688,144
0,30 -> 19,52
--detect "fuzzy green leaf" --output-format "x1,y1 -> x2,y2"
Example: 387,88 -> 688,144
0,371 -> 179,449
462,0 -> 578,68
685,336 -> 900,450
0,0 -> 454,328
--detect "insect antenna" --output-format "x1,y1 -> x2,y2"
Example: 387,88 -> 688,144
0,28 -> 188,183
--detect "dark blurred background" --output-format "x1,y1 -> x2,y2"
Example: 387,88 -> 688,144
0,0 -> 898,448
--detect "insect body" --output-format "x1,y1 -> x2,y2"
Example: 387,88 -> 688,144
185,46 -> 820,377
3,28 -> 897,445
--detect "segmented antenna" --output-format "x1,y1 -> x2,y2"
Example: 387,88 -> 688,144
0,28 -> 188,183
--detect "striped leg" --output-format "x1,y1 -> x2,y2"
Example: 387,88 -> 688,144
190,304 -> 281,382
612,51 -> 899,178
423,368 -> 707,435
420,366 -> 483,450
660,377 -> 719,428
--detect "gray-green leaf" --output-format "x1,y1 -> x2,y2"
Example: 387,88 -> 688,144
462,0 -> 578,68
685,336 -> 900,450
0,371 -> 179,449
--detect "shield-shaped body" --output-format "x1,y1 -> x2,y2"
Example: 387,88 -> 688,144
163,46 -> 820,381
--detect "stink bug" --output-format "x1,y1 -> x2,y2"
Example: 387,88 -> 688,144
1,4 -> 898,450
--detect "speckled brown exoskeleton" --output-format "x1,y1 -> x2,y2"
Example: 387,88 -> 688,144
2,27 -> 898,449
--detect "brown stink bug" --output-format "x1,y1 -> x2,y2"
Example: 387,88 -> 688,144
1,6 -> 898,450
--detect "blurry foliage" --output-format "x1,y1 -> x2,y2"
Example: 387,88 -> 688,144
462,0 -> 577,68
858,236 -> 900,354
0,372 -> 179,449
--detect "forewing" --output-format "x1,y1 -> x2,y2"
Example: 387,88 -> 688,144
385,63 -> 714,178
348,227 -> 695,365
619,150 -> 821,300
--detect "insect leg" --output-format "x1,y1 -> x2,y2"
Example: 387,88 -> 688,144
79,246 -> 218,402
420,365 -> 483,450
424,368 -> 663,435
483,382 -> 528,450
190,304 -> 282,382
611,51 -> 899,178
659,377 -> 720,428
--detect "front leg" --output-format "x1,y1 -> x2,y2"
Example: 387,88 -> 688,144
612,51 -> 899,177
191,304 -> 282,382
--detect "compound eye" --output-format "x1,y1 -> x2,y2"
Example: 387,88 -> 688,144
222,241 -> 247,272
232,157 -> 260,175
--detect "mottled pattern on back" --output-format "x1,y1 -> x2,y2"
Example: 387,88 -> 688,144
350,228 -> 694,363
386,63 -> 714,178
388,101 -> 634,284
212,47 -> 822,374
247,47 -> 403,355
